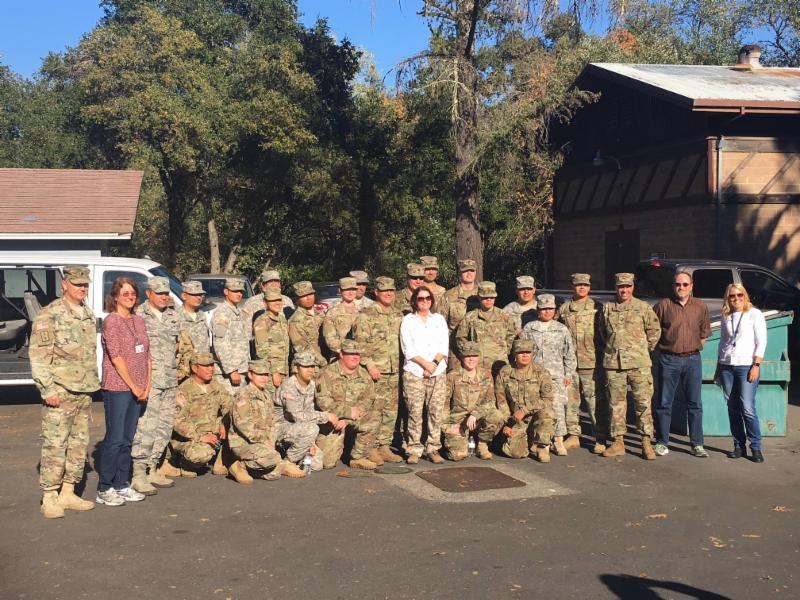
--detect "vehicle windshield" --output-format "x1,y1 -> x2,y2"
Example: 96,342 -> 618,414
634,264 -> 674,298
149,266 -> 184,298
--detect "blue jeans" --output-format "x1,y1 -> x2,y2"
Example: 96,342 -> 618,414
719,364 -> 762,451
655,352 -> 703,446
98,391 -> 143,491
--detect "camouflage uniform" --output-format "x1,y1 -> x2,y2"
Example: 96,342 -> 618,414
521,317 -> 577,438
315,360 -> 379,467
322,301 -> 359,357
354,296 -> 376,312
274,372 -> 329,466
177,306 -> 211,381
211,300 -> 250,390
288,306 -> 326,367
253,309 -> 290,376
30,296 -> 100,491
440,283 -> 480,370
495,360 -> 555,458
242,290 -> 295,338
503,301 -> 538,333
392,287 -> 414,316
132,299 -> 180,470
419,256 -> 447,305
442,365 -> 504,458
171,377 -> 231,466
228,381 -> 281,474
455,303 -> 517,377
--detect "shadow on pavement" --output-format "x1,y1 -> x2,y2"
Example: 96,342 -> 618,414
599,574 -> 732,600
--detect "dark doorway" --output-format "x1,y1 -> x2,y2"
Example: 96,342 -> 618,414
605,229 -> 640,288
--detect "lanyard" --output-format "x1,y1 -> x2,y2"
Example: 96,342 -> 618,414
122,315 -> 141,347
730,312 -> 744,348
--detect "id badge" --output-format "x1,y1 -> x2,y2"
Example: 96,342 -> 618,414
135,344 -> 145,354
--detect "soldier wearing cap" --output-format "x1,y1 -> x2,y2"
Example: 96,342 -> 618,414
495,339 -> 555,463
350,270 -> 375,312
131,276 -> 182,495
252,288 -> 290,388
314,340 -> 381,470
558,273 -> 608,454
441,259 -> 481,369
274,351 -> 339,470
242,269 -> 295,334
211,277 -> 250,393
600,272 -> 661,460
176,280 -> 211,382
503,275 -> 538,333
287,281 -> 325,367
167,352 -> 233,475
353,276 -> 405,462
227,359 -> 305,483
322,277 -> 360,359
441,341 -> 504,461
521,294 -> 577,457
31,265 -> 100,518
455,281 -> 517,378
419,256 -> 446,304
393,263 -> 427,315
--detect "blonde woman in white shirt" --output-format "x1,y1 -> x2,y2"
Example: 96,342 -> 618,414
716,284 -> 767,463
400,286 -> 449,464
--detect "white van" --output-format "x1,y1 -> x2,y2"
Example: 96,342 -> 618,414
0,254 -> 183,386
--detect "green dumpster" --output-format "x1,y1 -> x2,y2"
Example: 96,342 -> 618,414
669,310 -> 791,437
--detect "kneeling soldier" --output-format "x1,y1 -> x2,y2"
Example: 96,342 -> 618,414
315,339 -> 381,470
495,339 -> 555,463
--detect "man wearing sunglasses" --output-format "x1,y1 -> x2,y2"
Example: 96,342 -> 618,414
652,272 -> 711,458
393,263 -> 426,315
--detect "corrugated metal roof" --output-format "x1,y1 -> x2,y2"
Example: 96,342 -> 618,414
0,168 -> 143,236
585,63 -> 800,112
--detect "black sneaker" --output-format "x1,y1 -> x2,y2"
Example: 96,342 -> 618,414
727,447 -> 746,459
750,449 -> 764,463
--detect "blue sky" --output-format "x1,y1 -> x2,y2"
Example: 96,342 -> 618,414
0,0 -> 431,79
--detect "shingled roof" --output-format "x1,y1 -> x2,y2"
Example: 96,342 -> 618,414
0,168 -> 143,239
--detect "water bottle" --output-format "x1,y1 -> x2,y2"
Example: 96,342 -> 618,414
467,435 -> 476,457
302,454 -> 313,475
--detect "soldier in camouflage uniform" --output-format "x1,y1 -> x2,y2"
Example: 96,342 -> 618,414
600,272 -> 661,460
30,266 -> 100,518
350,270 -> 376,312
252,288 -> 290,388
503,275 -> 538,333
227,359 -> 305,483
521,294 -> 577,456
287,281 -> 326,367
242,269 -> 295,334
315,340 -> 381,470
353,276 -> 405,463
322,277 -> 359,359
211,277 -> 250,392
393,263 -> 426,315
169,352 -> 232,474
455,281 -> 517,378
274,351 -> 339,470
442,341 -> 504,461
176,280 -> 210,381
419,256 -> 447,305
440,259 -> 480,369
131,276 -> 181,495
495,339 -> 555,463
558,273 -> 608,454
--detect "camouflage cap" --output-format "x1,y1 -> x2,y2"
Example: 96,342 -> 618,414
260,269 -> 281,282
293,280 -> 315,297
293,350 -> 317,367
419,256 -> 439,269
181,280 -> 205,295
148,276 -> 170,294
349,270 -> 370,284
571,273 -> 591,285
374,276 -> 396,291
537,293 -> 556,309
341,339 -> 362,354
477,281 -> 498,298
339,276 -> 357,290
457,340 -> 480,357
406,263 -> 425,277
516,275 -> 535,289
614,272 -> 635,287
263,288 -> 282,301
191,351 -> 215,366
458,259 -> 477,272
63,265 -> 90,284
248,358 -> 270,375
511,338 -> 535,354
225,277 -> 246,291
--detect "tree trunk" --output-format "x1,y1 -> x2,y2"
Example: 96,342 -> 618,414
202,196 -> 221,273
223,244 -> 241,273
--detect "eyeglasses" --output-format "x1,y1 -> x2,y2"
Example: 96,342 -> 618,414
728,293 -> 745,299
416,296 -> 432,302
119,292 -> 137,298
674,283 -> 691,287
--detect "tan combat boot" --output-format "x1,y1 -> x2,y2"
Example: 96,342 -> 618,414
378,445 -> 403,463
602,437 -> 625,458
263,461 -> 285,481
132,462 -> 157,496
148,465 -> 174,488
449,449 -> 468,461
476,442 -> 493,460
563,435 -> 581,450
366,448 -> 385,466
229,460 -> 253,485
281,460 -> 307,479
642,436 -> 656,461
158,459 -> 181,478
58,482 -> 94,512
179,458 -> 198,478
41,490 -> 65,519
592,439 -> 607,455
212,449 -> 228,476
553,436 -> 568,456
350,457 -> 378,470
535,445 -> 551,463
426,450 -> 444,464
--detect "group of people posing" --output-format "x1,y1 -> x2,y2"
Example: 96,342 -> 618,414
31,257 -> 768,519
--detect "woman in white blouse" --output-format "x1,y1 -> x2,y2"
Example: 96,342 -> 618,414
400,286 -> 450,464
716,284 -> 767,463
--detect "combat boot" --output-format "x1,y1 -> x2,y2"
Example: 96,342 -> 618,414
602,437 -> 625,458
229,460 -> 253,485
378,445 -> 403,463
148,465 -> 174,488
448,449 -> 468,461
350,457 -> 378,470
641,436 -> 656,461
476,442 -> 493,460
158,459 -> 181,478
179,458 -> 199,478
534,445 -> 551,463
58,482 -> 94,512
563,435 -> 581,450
41,490 -> 65,519
426,450 -> 444,464
212,449 -> 228,476
592,439 -> 607,455
131,463 -> 157,496
263,461 -> 285,481
553,436 -> 568,456
281,460 -> 307,479
366,448 -> 385,466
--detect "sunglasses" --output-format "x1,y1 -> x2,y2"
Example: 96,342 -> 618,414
728,293 -> 745,299
410,276 -> 425,280
119,292 -> 137,298
674,283 -> 691,287
416,296 -> 432,302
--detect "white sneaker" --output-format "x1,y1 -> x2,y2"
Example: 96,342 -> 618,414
115,486 -> 146,502
96,488 -> 125,506
654,443 -> 669,457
